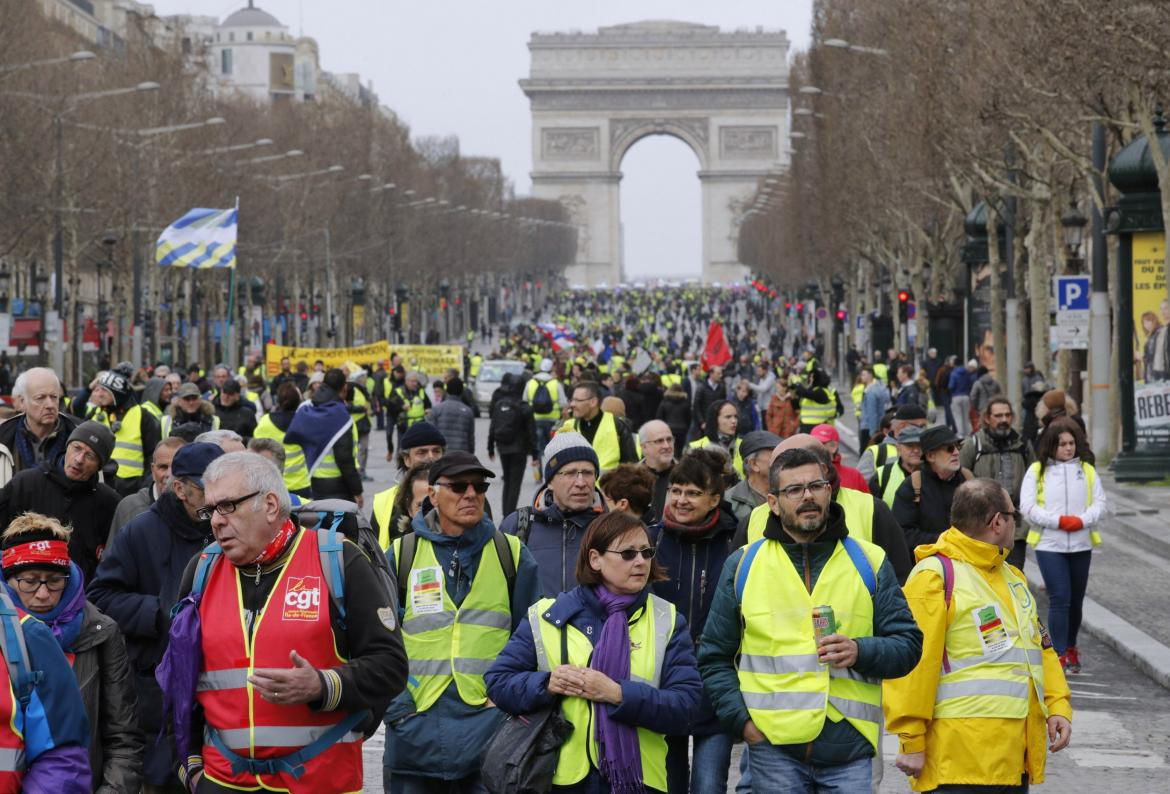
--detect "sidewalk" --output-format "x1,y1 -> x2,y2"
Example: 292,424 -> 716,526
833,404 -> 1170,692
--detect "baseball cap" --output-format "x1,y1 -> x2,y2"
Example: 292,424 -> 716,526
177,383 -> 202,399
170,442 -> 225,489
895,425 -> 925,445
427,451 -> 495,485
809,424 -> 839,444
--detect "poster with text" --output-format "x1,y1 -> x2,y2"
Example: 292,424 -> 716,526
1131,232 -> 1170,446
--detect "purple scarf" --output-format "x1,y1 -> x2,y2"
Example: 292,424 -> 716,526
591,585 -> 643,793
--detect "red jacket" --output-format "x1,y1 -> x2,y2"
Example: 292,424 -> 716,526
835,460 -> 871,493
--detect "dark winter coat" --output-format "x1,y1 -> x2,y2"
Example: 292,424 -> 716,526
0,412 -> 81,476
656,389 -> 692,438
212,398 -> 257,440
698,504 -> 922,766
498,487 -> 606,598
692,380 -> 726,433
0,460 -> 120,585
487,375 -> 536,458
892,465 -> 970,551
430,397 -> 475,453
307,387 -> 363,501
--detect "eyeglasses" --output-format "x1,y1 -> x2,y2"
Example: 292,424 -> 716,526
668,486 -> 709,500
555,468 -> 597,482
935,444 -> 960,454
771,479 -> 832,500
992,509 -> 1023,524
434,480 -> 490,495
603,547 -> 656,561
196,490 -> 261,521
646,436 -> 674,447
12,575 -> 69,594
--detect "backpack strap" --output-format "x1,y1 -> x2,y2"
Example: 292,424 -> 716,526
0,591 -> 36,705
396,532 -> 418,614
317,525 -> 347,630
190,543 -> 223,601
492,530 -> 517,604
841,537 -> 877,597
734,539 -> 766,603
934,553 -> 956,673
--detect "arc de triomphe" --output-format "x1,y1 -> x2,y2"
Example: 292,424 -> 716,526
520,21 -> 789,286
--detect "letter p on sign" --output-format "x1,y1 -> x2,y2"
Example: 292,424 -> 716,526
1056,276 -> 1091,311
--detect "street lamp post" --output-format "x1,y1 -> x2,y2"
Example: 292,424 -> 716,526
1061,199 -> 1089,405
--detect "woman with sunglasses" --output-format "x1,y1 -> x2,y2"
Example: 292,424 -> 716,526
486,511 -> 703,794
646,448 -> 740,793
2,512 -> 142,792
1020,418 -> 1106,673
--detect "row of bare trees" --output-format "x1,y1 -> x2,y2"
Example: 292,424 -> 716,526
0,1 -> 574,378
740,0 -> 1170,455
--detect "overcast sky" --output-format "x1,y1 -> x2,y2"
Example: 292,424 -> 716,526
149,0 -> 813,279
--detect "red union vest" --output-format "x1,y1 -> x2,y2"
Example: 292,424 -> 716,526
197,528 -> 363,793
0,613 -> 27,793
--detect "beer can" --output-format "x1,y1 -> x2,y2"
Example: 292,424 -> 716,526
812,605 -> 836,642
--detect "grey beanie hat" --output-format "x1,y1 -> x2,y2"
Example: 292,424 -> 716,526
542,432 -> 600,483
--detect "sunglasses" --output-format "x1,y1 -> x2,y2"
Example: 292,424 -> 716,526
435,480 -> 490,495
603,547 -> 657,561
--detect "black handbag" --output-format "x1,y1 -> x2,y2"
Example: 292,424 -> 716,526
481,626 -> 574,794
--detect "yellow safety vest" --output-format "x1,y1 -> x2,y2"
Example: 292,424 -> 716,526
525,378 -> 562,421
470,355 -> 483,378
873,363 -> 889,383
111,404 -> 147,480
746,487 -> 874,544
396,386 -> 426,426
373,485 -> 399,551
394,533 -> 519,711
529,595 -> 674,790
142,400 -> 163,425
1024,461 -> 1100,547
688,436 -> 744,479
560,412 -> 622,472
875,462 -> 908,509
253,414 -> 309,493
800,387 -> 838,426
909,554 -> 1046,720
851,383 -> 864,419
313,421 -> 358,480
736,537 -> 885,750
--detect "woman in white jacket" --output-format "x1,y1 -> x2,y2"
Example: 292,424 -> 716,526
1020,417 -> 1106,673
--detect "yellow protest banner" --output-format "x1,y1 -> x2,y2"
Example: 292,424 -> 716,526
391,344 -> 464,377
265,341 -> 391,377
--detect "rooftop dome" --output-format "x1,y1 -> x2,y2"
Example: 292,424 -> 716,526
222,3 -> 282,29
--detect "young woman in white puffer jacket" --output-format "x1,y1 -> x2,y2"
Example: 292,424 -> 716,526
1019,418 -> 1107,673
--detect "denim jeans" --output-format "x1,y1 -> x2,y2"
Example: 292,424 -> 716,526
1035,549 -> 1092,654
388,772 -> 488,794
665,732 -> 734,793
747,743 -> 871,793
534,419 -> 556,458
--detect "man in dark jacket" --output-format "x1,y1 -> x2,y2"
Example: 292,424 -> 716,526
0,366 -> 80,476
699,447 -> 922,791
290,370 -> 363,505
88,441 -> 224,791
109,436 -> 186,540
430,377 -> 475,453
487,373 -> 537,517
498,432 -> 605,597
211,378 -> 257,441
690,365 -> 726,442
637,419 -> 676,522
0,420 -> 120,583
892,425 -> 972,551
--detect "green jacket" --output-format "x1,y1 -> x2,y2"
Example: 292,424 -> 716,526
697,503 -> 922,766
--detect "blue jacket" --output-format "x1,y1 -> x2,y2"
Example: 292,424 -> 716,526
382,509 -> 542,780
484,585 -> 704,739
15,611 -> 93,794
860,382 -> 891,434
948,367 -> 976,397
498,488 -> 606,598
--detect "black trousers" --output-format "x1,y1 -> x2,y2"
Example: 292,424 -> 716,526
499,452 -> 527,517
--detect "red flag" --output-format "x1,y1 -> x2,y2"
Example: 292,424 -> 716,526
700,321 -> 732,370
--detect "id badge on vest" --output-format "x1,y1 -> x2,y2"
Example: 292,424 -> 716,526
410,566 -> 444,615
972,604 -> 1011,655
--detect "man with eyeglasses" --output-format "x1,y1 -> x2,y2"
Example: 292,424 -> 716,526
0,367 -> 81,479
558,381 -> 638,472
884,478 -> 1071,792
89,441 -> 224,792
0,420 -> 120,584
166,452 -> 407,793
384,451 -> 540,792
699,447 -> 922,793
892,425 -> 975,552
499,432 -> 606,597
637,419 -> 677,522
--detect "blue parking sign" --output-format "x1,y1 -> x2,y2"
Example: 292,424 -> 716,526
1055,275 -> 1091,311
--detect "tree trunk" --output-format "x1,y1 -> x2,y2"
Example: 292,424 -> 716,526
1027,199 -> 1051,382
986,201 -> 1007,388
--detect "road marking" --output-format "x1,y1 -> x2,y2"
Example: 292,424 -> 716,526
1069,691 -> 1139,701
1066,749 -> 1165,768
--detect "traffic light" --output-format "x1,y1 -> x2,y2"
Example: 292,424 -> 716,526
795,302 -> 804,312
897,290 -> 910,323
784,301 -> 792,310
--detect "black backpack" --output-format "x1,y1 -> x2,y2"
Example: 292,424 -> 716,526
491,396 -> 524,443
531,381 -> 554,415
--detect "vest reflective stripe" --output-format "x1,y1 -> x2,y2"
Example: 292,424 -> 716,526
198,528 -> 361,792
876,462 -> 907,509
910,555 -> 1046,721
396,387 -> 426,425
745,487 -> 873,545
313,422 -> 357,480
561,412 -> 621,471
253,415 -> 309,492
111,405 -> 146,478
525,378 -> 561,420
1025,461 -> 1099,546
529,595 -> 673,789
799,387 -> 838,425
395,533 -> 520,711
372,486 -> 398,551
736,537 -> 884,750
0,747 -> 21,772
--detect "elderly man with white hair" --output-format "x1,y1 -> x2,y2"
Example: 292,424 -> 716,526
0,367 -> 80,478
171,452 -> 407,793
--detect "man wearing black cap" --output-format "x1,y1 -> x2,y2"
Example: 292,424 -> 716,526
0,366 -> 81,477
857,403 -> 928,481
89,441 -> 225,791
211,378 -> 257,442
0,420 -> 120,584
86,369 -> 161,496
383,451 -> 540,792
370,421 -> 447,550
891,425 -> 974,550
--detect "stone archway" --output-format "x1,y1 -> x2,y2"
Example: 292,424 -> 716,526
520,20 -> 790,286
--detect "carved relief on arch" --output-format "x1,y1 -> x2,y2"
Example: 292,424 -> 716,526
609,117 -> 709,169
558,194 -> 590,258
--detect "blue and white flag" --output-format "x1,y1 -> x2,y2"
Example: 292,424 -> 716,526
155,206 -> 237,269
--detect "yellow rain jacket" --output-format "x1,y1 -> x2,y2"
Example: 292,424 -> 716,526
883,528 -> 1071,791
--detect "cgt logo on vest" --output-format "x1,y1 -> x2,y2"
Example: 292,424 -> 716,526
282,576 -> 322,621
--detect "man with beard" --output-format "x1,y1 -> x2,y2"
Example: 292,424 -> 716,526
959,397 -> 1035,568
698,447 -> 921,793
892,426 -> 974,551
